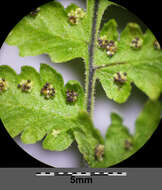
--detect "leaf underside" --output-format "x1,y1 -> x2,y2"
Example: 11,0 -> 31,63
6,1 -> 162,104
0,64 -> 161,167
94,100 -> 161,168
0,64 -> 103,158
96,20 -> 162,103
0,64 -> 84,145
1,0 -> 162,167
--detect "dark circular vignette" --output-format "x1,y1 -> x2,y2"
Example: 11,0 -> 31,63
0,120 -> 50,167
0,0 -> 162,168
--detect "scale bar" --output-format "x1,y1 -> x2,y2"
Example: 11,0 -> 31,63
36,172 -> 54,176
35,171 -> 127,177
72,172 -> 91,176
108,172 -> 127,176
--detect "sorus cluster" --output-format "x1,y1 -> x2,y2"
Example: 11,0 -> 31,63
0,78 -> 8,93
106,40 -> 118,57
29,7 -> 40,16
66,89 -> 78,103
41,82 -> 55,99
98,35 -> 109,49
124,139 -> 133,151
17,80 -> 32,93
154,40 -> 161,50
68,8 -> 86,25
52,129 -> 61,137
0,77 -> 79,104
95,144 -> 105,162
114,72 -> 127,84
98,35 -> 118,57
130,37 -> 143,49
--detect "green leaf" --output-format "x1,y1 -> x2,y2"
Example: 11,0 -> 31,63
3,0 -> 162,168
95,21 -> 162,103
93,100 -> 161,168
100,19 -> 119,41
65,4 -> 79,14
99,113 -> 133,167
42,129 -> 74,151
96,67 -> 132,103
6,1 -> 88,62
134,100 -> 161,150
0,64 -> 85,147
73,111 -> 104,166
6,0 -> 114,63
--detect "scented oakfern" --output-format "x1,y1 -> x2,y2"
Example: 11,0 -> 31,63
0,0 -> 161,167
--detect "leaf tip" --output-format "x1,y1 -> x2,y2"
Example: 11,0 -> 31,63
110,112 -> 123,124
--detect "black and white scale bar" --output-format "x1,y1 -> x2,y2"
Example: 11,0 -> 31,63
108,172 -> 127,176
91,172 -> 127,176
35,172 -> 55,176
55,172 -> 91,176
72,172 -> 91,176
35,172 -> 127,177
55,172 -> 71,176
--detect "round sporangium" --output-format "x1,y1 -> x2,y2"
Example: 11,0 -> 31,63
75,8 -> 85,19
68,15 -> 78,25
68,8 -> 85,25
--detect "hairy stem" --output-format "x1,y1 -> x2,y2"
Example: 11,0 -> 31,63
86,0 -> 99,116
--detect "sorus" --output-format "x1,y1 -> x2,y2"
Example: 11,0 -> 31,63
66,89 -> 78,103
17,80 -> 32,93
0,78 -> 8,93
41,82 -> 55,99
95,144 -> 104,162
